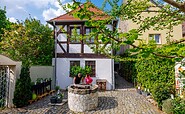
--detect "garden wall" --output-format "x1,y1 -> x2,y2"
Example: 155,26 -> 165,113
30,66 -> 54,89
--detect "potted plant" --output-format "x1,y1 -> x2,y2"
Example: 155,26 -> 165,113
136,85 -> 142,94
56,93 -> 64,103
142,88 -> 150,97
55,86 -> 60,92
50,91 -> 64,104
50,96 -> 57,103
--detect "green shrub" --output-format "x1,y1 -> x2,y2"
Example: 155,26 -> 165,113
70,66 -> 83,77
70,66 -> 92,77
172,97 -> 185,114
0,99 -> 5,108
136,55 -> 174,91
55,86 -> 60,91
152,83 -> 171,109
13,66 -> 32,107
162,99 -> 173,114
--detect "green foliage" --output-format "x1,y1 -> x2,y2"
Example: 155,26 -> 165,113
162,99 -> 173,114
0,8 -> 11,42
60,0 -> 185,111
172,97 -> 185,114
60,0 -> 185,60
135,54 -> 174,108
0,99 -> 5,108
70,66 -> 92,77
36,78 -> 43,84
136,55 -> 175,90
152,83 -> 171,108
55,86 -> 60,91
70,66 -> 83,77
0,18 -> 54,66
84,66 -> 92,75
13,66 -> 32,107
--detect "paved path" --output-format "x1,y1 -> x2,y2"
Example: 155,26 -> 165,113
1,90 -> 163,114
115,72 -> 134,89
1,74 -> 163,114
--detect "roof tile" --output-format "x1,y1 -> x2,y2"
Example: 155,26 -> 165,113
48,2 -> 110,22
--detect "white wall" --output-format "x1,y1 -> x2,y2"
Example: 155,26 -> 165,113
54,58 -> 114,90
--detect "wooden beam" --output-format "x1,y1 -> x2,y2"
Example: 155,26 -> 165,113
81,25 -> 84,53
58,41 -> 68,44
57,53 -> 109,58
57,25 -> 67,36
57,40 -> 67,53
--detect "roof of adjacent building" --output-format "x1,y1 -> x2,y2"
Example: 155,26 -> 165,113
47,2 -> 110,24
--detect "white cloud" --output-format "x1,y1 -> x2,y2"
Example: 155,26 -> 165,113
0,0 -> 70,24
16,5 -> 24,10
42,1 -> 71,21
9,17 -> 17,23
1,0 -> 67,14
43,8 -> 59,21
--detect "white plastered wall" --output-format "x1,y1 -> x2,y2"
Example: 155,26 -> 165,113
53,58 -> 114,90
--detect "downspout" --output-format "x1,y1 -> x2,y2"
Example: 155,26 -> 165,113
112,58 -> 115,90
53,21 -> 57,87
111,19 -> 119,90
111,20 -> 115,90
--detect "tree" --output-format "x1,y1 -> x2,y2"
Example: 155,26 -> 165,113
0,7 -> 10,42
13,66 -> 32,107
0,18 -> 54,65
163,0 -> 185,13
59,0 -> 185,61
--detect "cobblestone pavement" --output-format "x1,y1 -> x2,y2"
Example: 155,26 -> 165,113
0,89 -> 163,114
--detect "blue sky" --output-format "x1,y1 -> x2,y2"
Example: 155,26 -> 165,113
0,0 -> 122,24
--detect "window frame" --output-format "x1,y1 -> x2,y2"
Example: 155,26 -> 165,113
149,34 -> 161,44
70,27 -> 81,44
85,61 -> 96,77
85,27 -> 95,43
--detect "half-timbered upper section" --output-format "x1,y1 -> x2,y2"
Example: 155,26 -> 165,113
47,2 -> 118,58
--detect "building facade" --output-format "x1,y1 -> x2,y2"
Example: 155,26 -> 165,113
48,2 -> 117,90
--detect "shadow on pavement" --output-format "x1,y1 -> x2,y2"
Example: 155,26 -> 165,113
96,96 -> 118,110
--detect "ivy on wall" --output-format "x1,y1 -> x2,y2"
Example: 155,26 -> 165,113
119,54 -> 175,108
136,55 -> 175,91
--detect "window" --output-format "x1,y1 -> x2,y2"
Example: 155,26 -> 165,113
149,34 -> 161,44
85,61 -> 96,77
85,28 -> 95,43
70,27 -> 81,43
70,61 -> 80,67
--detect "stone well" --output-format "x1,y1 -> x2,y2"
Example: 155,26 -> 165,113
68,84 -> 98,112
